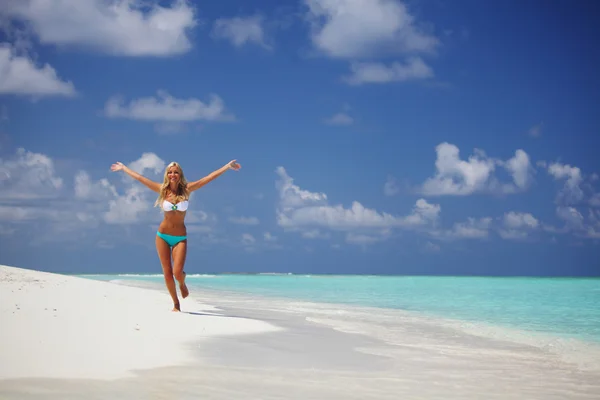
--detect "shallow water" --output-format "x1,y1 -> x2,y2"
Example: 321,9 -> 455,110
83,274 -> 600,344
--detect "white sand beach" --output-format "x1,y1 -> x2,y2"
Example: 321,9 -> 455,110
1,264 -> 600,400
0,265 -> 281,381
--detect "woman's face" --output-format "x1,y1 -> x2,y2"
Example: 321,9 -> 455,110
167,166 -> 181,184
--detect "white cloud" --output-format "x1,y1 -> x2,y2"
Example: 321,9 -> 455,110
503,211 -> 539,229
212,15 -> 270,49
0,147 -> 63,200
103,185 -> 155,224
418,143 -> 532,196
263,232 -> 277,241
0,148 -> 105,242
3,0 -> 197,57
426,217 -> 492,241
304,0 -> 438,59
498,211 -> 539,240
547,162 -> 584,205
547,206 -> 600,240
451,217 -> 492,238
503,150 -> 533,190
556,206 -> 584,230
104,90 -> 234,122
420,143 -> 495,196
0,205 -> 60,222
241,233 -> 256,249
449,217 -> 492,239
275,167 -> 440,241
324,112 -> 353,126
384,175 -> 399,196
343,58 -> 433,85
0,43 -> 75,97
74,171 -> 117,199
128,152 -> 166,177
103,153 -> 166,224
276,166 -> 328,211
229,216 -> 260,225
547,162 -> 582,184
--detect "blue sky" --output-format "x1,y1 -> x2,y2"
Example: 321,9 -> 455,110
0,0 -> 598,276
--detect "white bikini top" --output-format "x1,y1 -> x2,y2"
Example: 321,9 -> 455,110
162,199 -> 189,212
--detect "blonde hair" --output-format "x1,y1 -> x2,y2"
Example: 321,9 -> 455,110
154,161 -> 190,207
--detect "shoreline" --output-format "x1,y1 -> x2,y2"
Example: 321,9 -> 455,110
2,264 -> 600,399
85,272 -> 600,349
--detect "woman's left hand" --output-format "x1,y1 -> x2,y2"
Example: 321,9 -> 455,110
228,160 -> 241,171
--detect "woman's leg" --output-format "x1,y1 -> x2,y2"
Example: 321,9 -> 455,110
172,240 -> 189,299
155,234 -> 180,311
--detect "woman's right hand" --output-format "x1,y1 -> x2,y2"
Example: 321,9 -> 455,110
111,162 -> 125,172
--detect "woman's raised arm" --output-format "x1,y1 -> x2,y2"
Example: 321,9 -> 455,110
111,162 -> 161,193
187,160 -> 241,192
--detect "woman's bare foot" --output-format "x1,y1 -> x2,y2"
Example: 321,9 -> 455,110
172,302 -> 181,312
180,282 -> 189,299
180,271 -> 189,298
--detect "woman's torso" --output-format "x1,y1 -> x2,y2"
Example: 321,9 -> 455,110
158,192 -> 188,236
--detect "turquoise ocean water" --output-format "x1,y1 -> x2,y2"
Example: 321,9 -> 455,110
82,274 -> 600,344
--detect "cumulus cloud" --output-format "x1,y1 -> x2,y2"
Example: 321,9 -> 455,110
103,185 -> 156,224
104,90 -> 234,122
74,171 -> 117,200
384,175 -> 400,196
418,143 -> 532,196
276,166 -> 328,211
212,15 -> 270,49
2,0 -> 197,57
546,206 -> 600,240
0,147 -> 63,200
343,58 -> 433,85
0,149 -> 166,228
128,152 -> 166,177
445,217 -> 492,239
0,43 -> 76,97
0,148 -> 104,243
503,150 -> 533,191
546,162 -> 584,205
102,153 -> 169,224
304,0 -> 438,59
538,160 -> 600,238
263,232 -> 277,241
498,211 -> 539,240
275,166 -> 440,244
556,206 -> 584,230
303,0 -> 438,86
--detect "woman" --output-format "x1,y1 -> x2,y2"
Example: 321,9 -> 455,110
110,159 -> 241,311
